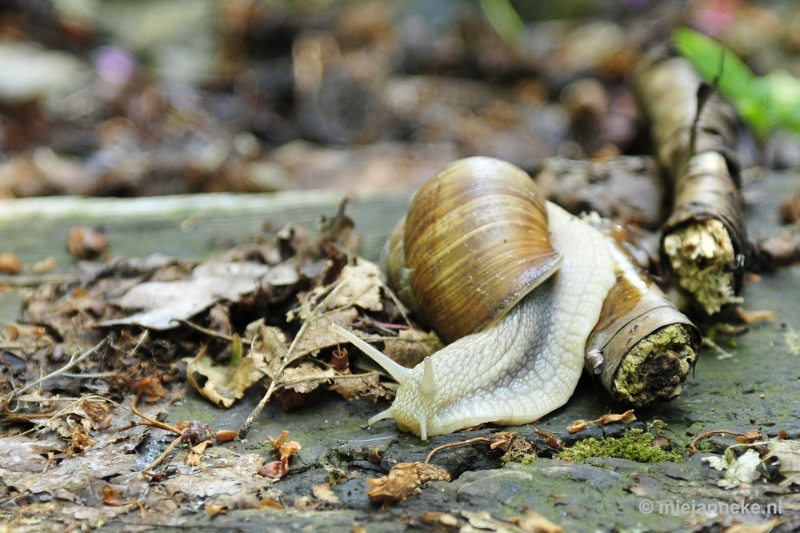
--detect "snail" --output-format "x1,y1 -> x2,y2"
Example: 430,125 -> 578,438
330,157 -> 616,440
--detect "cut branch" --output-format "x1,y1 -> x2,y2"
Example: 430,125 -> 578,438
634,51 -> 748,316
585,218 -> 701,406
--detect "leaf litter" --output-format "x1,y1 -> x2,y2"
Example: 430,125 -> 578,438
0,203 -> 444,524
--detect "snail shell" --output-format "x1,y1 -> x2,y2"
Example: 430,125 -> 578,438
383,157 -> 563,343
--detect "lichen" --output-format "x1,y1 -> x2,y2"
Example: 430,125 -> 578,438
557,429 -> 682,463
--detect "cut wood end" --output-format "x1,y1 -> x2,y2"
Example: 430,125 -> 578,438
612,324 -> 698,406
663,219 -> 739,315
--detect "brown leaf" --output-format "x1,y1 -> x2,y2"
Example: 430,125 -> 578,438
323,261 -> 384,312
204,503 -> 228,516
366,462 -> 451,504
765,440 -> 800,486
259,460 -> 287,479
258,498 -> 285,509
508,509 -> 563,533
596,410 -> 636,426
214,430 -> 238,443
311,483 -> 340,504
382,328 -> 444,369
186,347 -> 267,408
67,226 -> 109,259
734,429 -> 763,444
186,440 -> 211,467
328,372 -> 386,401
102,486 -> 125,506
419,511 -> 460,528
567,420 -> 592,434
0,252 -> 22,274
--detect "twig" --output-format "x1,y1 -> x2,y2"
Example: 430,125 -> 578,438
12,339 -> 107,397
130,392 -> 181,435
0,274 -> 74,287
688,429 -> 746,454
425,437 -> 491,464
142,435 -> 184,472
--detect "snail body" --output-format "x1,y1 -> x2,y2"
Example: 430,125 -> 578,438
331,157 -> 616,439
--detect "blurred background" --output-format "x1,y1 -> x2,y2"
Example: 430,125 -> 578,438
0,0 -> 798,198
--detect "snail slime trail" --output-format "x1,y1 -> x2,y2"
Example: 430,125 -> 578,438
331,157 -> 616,440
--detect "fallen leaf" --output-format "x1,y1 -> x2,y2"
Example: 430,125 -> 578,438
311,483 -> 340,504
102,486 -> 125,506
214,430 -> 238,442
67,226 -> 109,259
259,460 -> 287,479
568,410 -> 636,433
204,502 -> 228,516
186,440 -> 211,467
366,462 -> 450,504
258,498 -> 285,509
764,440 -> 800,486
509,509 -> 563,533
32,257 -> 56,273
723,519 -> 781,533
102,260 -> 270,329
186,347 -> 268,408
0,252 -> 22,274
419,511 -> 460,528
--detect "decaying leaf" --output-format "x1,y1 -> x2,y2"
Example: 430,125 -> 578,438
366,462 -> 450,504
103,260 -> 270,329
204,502 -> 228,516
67,226 -> 110,259
568,410 -> 636,434
186,440 -> 211,467
102,486 -> 125,506
186,346 -> 271,408
508,509 -> 564,533
764,440 -> 800,486
311,483 -> 340,504
704,449 -> 762,489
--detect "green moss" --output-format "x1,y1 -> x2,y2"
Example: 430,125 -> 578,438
557,430 -> 682,463
501,453 -> 536,466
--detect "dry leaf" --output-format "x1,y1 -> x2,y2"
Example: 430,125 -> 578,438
311,483 -> 340,504
259,460 -> 287,479
204,503 -> 228,516
568,410 -> 636,433
382,328 -> 444,368
734,429 -> 763,444
723,518 -> 781,533
322,261 -> 384,312
419,511 -> 460,528
258,498 -> 285,509
103,260 -> 270,329
596,410 -> 636,426
67,226 -> 109,259
187,440 -> 211,467
186,348 -> 268,408
0,252 -> 22,274
366,462 -> 451,504
765,440 -> 800,486
509,509 -> 563,533
214,430 -> 238,442
102,486 -> 125,506
567,420 -> 592,434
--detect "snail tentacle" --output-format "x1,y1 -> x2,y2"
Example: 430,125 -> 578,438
328,324 -> 411,385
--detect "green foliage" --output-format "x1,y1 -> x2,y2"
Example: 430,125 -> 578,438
479,0 -> 525,46
674,27 -> 800,140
